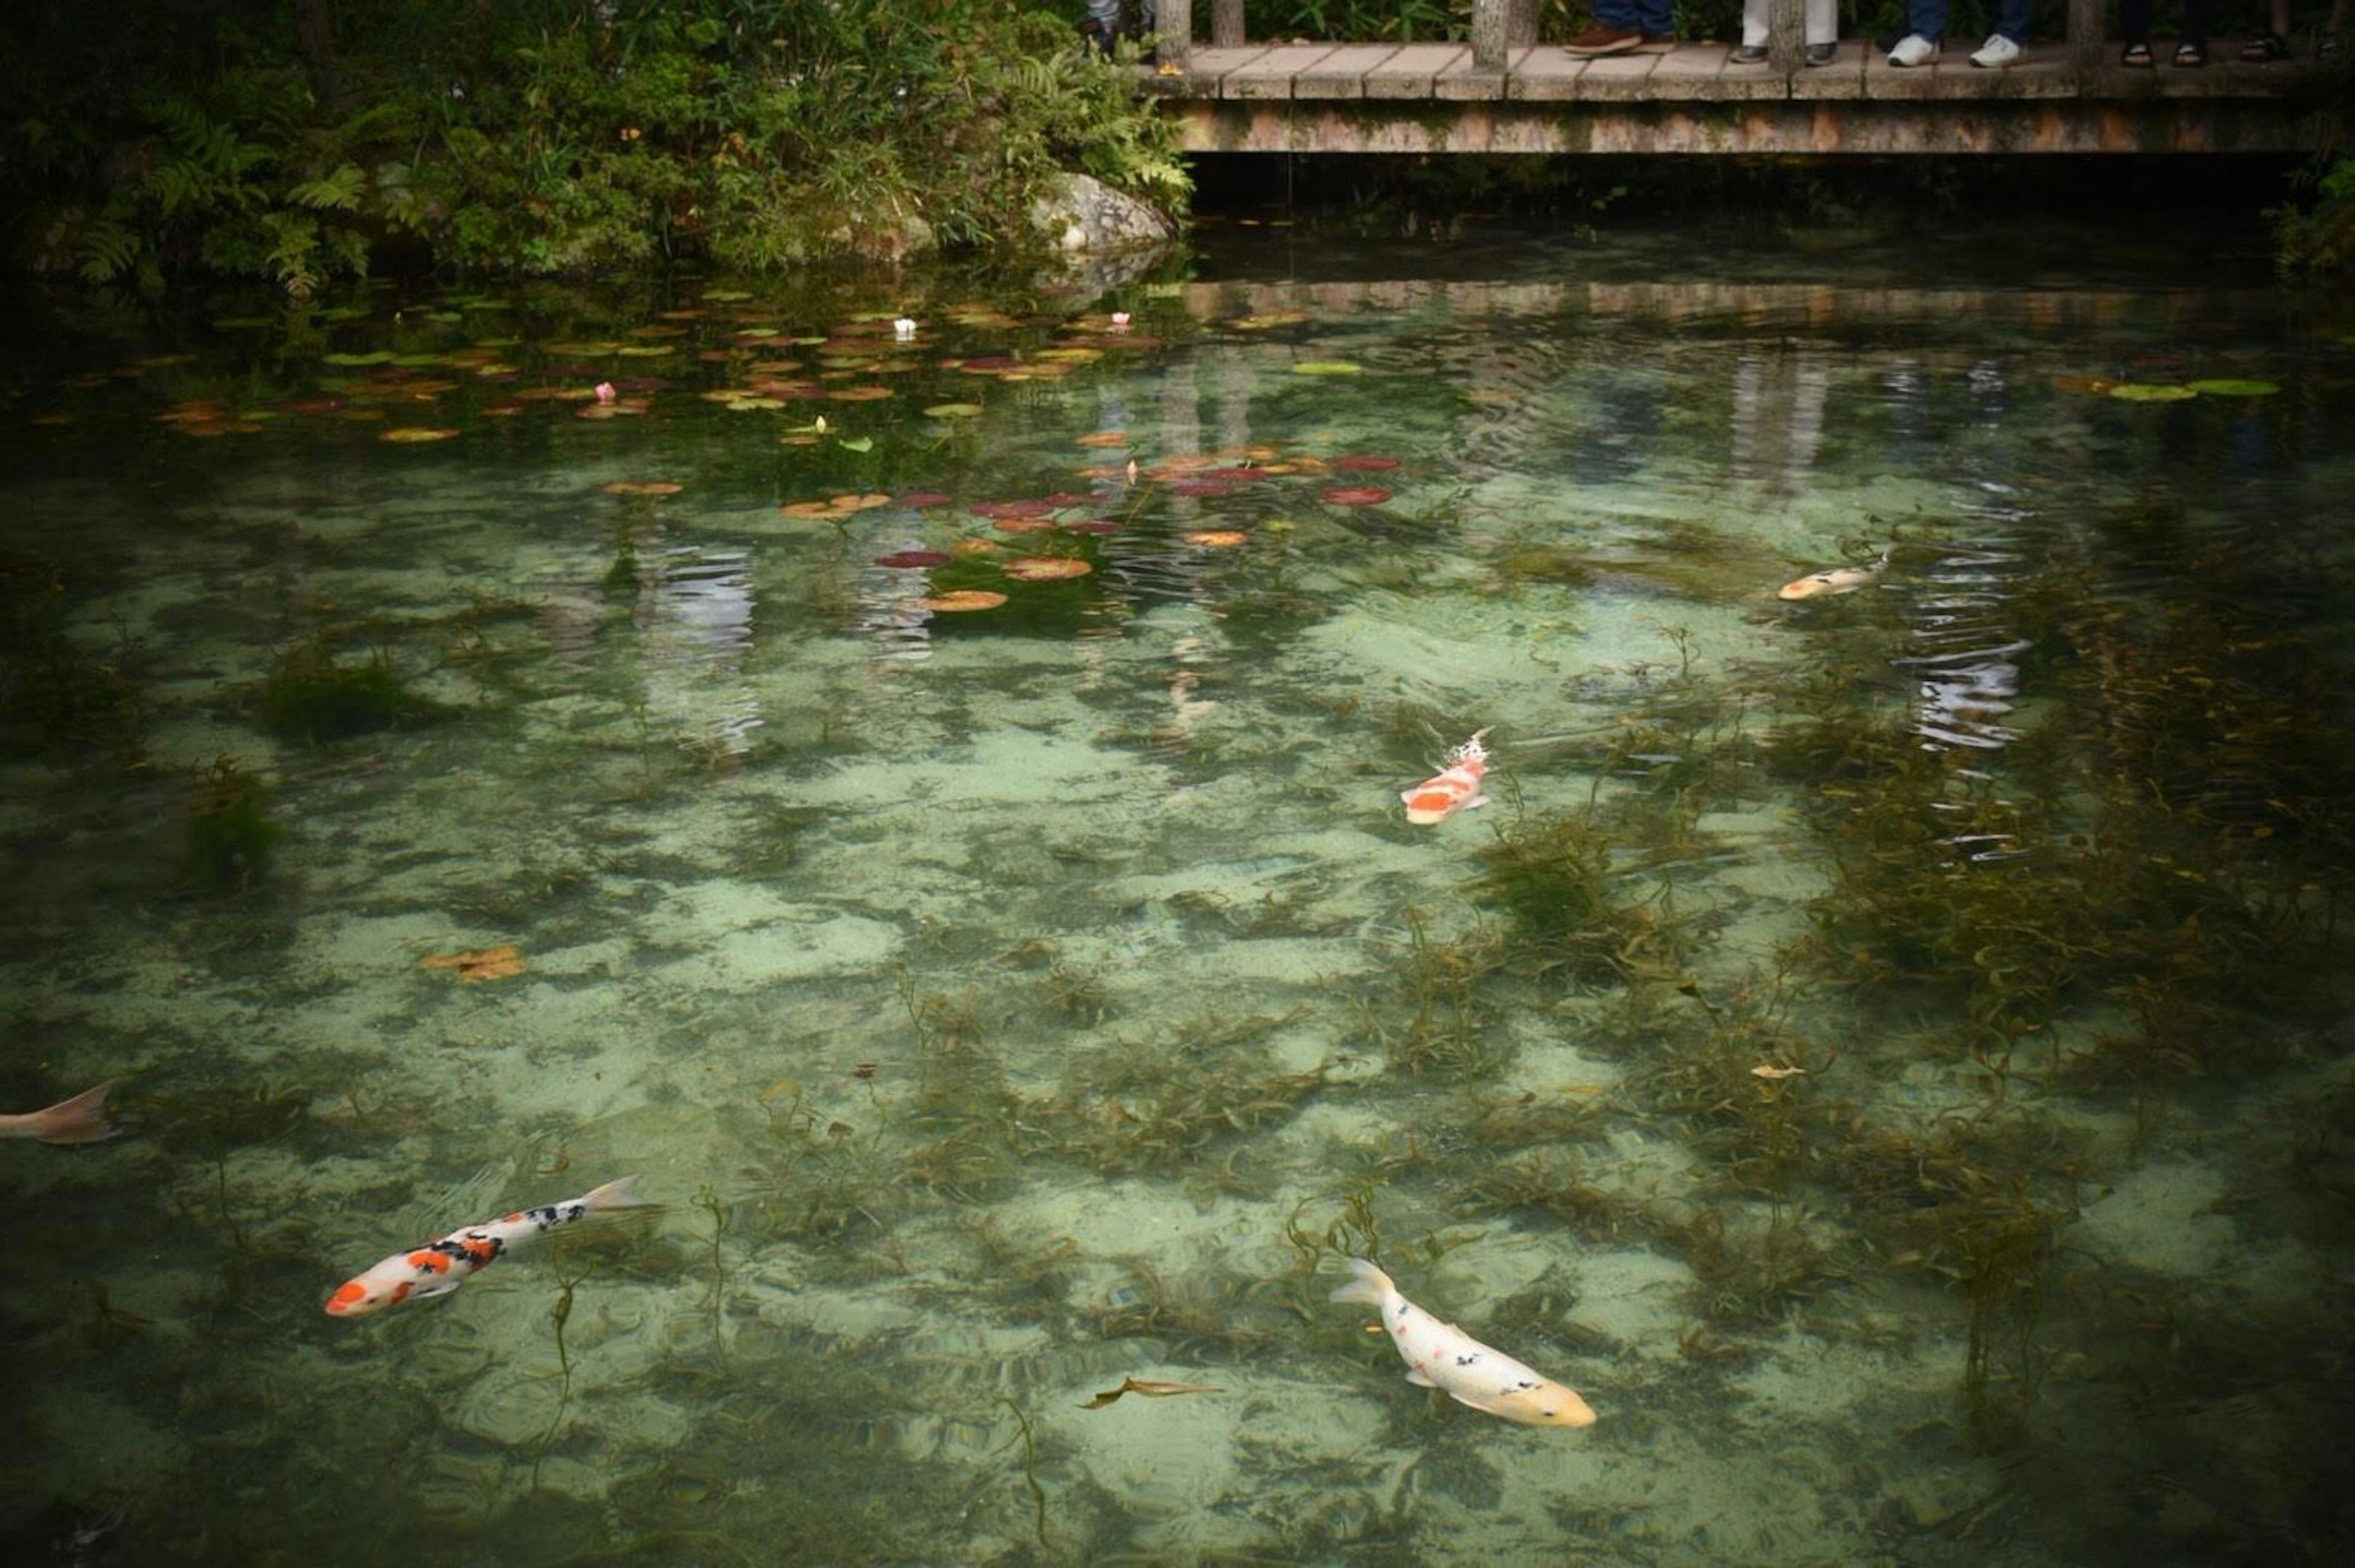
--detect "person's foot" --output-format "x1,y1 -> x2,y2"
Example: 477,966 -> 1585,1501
1805,42 -> 1839,64
1886,33 -> 1939,66
1969,33 -> 2023,67
1639,33 -> 1677,48
2237,32 -> 2290,62
1563,25 -> 1644,56
1730,43 -> 1769,63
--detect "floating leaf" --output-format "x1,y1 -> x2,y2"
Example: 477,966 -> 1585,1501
1330,454 -> 1402,471
875,550 -> 952,568
829,492 -> 893,511
603,480 -> 683,496
924,402 -> 985,419
1004,557 -> 1093,581
420,944 -> 526,982
1321,486 -> 1392,505
1076,430 -> 1130,448
2106,383 -> 2197,402
1080,1378 -> 1223,1410
2186,378 -> 2280,397
923,589 -> 1008,612
322,351 -> 394,367
897,491 -> 954,508
381,427 -> 461,443
1227,310 -> 1312,330
1292,361 -> 1365,377
837,436 -> 875,453
1185,530 -> 1249,548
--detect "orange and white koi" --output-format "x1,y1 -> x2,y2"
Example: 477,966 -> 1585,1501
324,1176 -> 651,1317
0,1080 -> 120,1145
1777,556 -> 1886,600
1331,1257 -> 1596,1428
1401,729 -> 1493,825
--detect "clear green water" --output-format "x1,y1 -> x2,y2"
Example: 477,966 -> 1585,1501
3,228 -> 2353,1566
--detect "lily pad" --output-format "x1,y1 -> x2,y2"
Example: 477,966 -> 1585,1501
897,491 -> 954,508
1321,486 -> 1392,505
875,550 -> 953,568
1292,361 -> 1365,377
2106,383 -> 2197,402
923,589 -> 1009,612
603,480 -> 683,496
924,402 -> 986,419
1003,557 -> 1093,581
381,427 -> 461,443
1185,530 -> 1249,548
1330,454 -> 1402,471
2186,378 -> 2281,397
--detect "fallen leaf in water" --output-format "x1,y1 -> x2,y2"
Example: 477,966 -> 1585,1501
1750,1065 -> 1806,1080
421,944 -> 526,981
1081,1378 -> 1223,1410
923,589 -> 1008,612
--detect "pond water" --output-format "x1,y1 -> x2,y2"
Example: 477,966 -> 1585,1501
3,213 -> 2353,1567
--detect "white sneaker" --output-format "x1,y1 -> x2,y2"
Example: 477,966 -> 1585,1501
1887,34 -> 1938,66
1969,34 -> 2022,67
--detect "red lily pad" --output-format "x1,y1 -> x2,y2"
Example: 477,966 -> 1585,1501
896,491 -> 954,508
1330,454 -> 1402,471
1321,486 -> 1392,506
1004,557 -> 1094,581
875,550 -> 953,568
973,500 -> 1054,520
1166,481 -> 1234,497
1040,492 -> 1097,507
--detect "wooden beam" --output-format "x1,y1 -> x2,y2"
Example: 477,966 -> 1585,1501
1157,0 -> 1191,67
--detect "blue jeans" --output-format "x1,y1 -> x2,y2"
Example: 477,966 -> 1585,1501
1593,0 -> 1675,34
1909,0 -> 2032,41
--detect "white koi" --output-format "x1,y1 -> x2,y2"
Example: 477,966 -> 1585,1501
324,1176 -> 651,1317
1331,1256 -> 1596,1428
0,1080 -> 120,1145
1401,729 -> 1493,826
1777,556 -> 1886,600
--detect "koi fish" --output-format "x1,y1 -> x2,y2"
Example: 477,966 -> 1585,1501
1777,557 -> 1886,600
324,1175 -> 651,1317
1401,729 -> 1493,825
1331,1256 -> 1596,1428
0,1081 -> 120,1145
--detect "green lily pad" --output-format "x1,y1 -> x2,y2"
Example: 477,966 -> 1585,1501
2106,383 -> 2197,402
924,402 -> 986,419
322,351 -> 395,367
1292,361 -> 1365,377
702,289 -> 753,302
2186,378 -> 2280,397
837,436 -> 875,453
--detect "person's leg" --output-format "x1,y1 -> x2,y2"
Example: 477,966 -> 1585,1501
1909,0 -> 1948,42
2177,0 -> 2210,47
1739,0 -> 1769,49
1805,0 -> 1838,45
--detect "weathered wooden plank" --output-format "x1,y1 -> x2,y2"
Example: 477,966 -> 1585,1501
1152,45 -> 1273,99
1789,42 -> 1867,102
1164,96 -> 2325,155
1571,52 -> 1664,103
1652,42 -> 1777,102
1223,44 -> 1343,99
1507,50 -> 1591,102
1292,45 -> 1406,100
1363,44 -> 1468,99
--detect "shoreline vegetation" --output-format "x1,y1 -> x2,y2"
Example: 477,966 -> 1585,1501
4,0 -> 1190,298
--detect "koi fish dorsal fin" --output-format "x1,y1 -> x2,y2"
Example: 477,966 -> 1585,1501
579,1175 -> 654,1211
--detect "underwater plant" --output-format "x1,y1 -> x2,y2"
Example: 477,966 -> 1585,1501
258,633 -> 445,740
182,754 -> 283,889
1473,808 -> 1668,983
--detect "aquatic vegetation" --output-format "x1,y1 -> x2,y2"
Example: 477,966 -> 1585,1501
1356,908 -> 1506,1077
182,755 -> 283,890
258,634 -> 445,741
0,549 -> 144,767
1473,809 -> 1674,982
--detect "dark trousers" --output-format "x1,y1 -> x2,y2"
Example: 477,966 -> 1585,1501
2121,0 -> 2212,41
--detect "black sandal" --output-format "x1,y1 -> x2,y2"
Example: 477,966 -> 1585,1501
2238,32 -> 2289,62
2173,40 -> 2207,67
2121,40 -> 2154,67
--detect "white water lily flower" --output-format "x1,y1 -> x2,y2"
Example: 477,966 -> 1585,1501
893,318 -> 918,341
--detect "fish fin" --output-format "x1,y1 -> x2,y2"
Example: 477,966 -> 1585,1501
1327,1256 -> 1395,1307
1399,789 -> 1419,806
410,1278 -> 466,1301
1405,1369 -> 1438,1388
23,1080 -> 121,1145
579,1175 -> 655,1212
1463,794 -> 1489,811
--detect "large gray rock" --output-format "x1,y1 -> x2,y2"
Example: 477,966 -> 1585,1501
1028,173 -> 1176,254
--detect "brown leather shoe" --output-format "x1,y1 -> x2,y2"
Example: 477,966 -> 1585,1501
1563,25 -> 1644,55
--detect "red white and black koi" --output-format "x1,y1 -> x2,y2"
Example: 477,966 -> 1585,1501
1400,729 -> 1493,826
324,1176 -> 650,1317
1331,1256 -> 1596,1427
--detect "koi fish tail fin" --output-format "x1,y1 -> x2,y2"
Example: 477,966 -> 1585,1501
26,1080 -> 121,1145
580,1175 -> 655,1212
1328,1256 -> 1396,1307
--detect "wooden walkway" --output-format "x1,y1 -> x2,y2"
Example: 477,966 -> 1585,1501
1144,31 -> 2337,155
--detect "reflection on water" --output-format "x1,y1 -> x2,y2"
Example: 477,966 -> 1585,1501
2,238 -> 2353,1567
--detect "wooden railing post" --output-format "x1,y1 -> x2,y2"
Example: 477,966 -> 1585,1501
1767,0 -> 1803,74
2067,0 -> 2103,71
1212,0 -> 1245,48
1472,0 -> 1507,69
1156,0 -> 1191,67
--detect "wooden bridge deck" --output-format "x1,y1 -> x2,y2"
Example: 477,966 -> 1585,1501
1144,40 -> 2337,155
